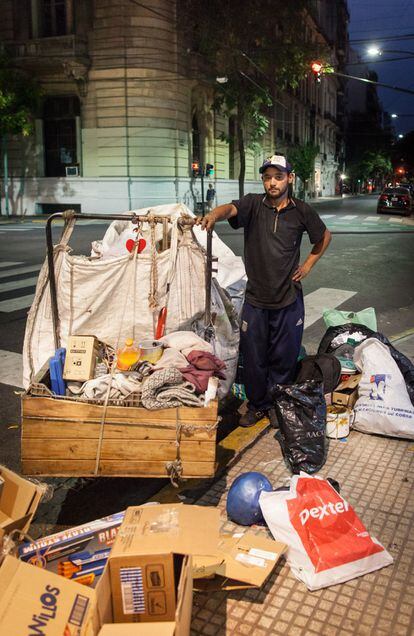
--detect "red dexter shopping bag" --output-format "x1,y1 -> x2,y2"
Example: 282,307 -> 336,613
259,474 -> 393,590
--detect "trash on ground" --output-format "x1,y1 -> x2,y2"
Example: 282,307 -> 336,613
271,380 -> 327,474
260,473 -> 393,591
353,338 -> 414,438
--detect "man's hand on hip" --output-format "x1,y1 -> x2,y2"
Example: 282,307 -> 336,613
292,263 -> 311,282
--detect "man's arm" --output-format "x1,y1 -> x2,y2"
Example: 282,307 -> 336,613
292,229 -> 332,282
196,203 -> 238,231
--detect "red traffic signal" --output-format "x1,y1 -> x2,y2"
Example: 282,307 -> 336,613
311,61 -> 323,74
191,161 -> 200,177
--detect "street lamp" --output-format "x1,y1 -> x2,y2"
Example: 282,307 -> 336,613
391,113 -> 398,118
398,134 -> 404,139
367,46 -> 414,59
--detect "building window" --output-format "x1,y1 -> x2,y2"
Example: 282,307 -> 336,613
43,96 -> 79,177
32,0 -> 74,38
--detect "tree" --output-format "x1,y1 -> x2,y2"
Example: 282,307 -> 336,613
288,142 -> 319,200
178,1 -> 326,196
0,56 -> 42,216
347,151 -> 392,191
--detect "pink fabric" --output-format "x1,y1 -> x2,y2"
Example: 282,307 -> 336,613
179,350 -> 226,394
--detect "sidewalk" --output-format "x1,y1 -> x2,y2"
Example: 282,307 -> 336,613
189,421 -> 414,636
187,332 -> 414,635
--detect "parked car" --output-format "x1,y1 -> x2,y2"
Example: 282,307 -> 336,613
377,187 -> 413,216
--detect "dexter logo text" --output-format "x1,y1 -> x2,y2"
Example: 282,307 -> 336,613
300,500 -> 349,525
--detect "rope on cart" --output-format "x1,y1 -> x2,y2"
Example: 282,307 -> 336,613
165,410 -> 184,487
165,415 -> 220,487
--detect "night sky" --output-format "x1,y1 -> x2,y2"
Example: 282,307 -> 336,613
347,0 -> 414,135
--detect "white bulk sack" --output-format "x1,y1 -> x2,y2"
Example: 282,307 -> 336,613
353,338 -> 414,439
260,474 -> 393,591
23,204 -> 245,396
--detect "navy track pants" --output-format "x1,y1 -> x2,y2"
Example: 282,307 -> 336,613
239,294 -> 304,411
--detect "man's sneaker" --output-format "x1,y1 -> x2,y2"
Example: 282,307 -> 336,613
267,407 -> 279,429
239,409 -> 266,428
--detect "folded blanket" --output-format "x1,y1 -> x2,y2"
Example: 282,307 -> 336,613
141,367 -> 204,410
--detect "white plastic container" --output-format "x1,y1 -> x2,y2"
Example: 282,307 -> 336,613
326,406 -> 350,439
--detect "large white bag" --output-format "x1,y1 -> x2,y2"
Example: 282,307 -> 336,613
260,474 -> 393,591
23,204 -> 245,395
353,338 -> 414,439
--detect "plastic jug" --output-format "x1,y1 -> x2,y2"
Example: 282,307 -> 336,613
116,339 -> 140,371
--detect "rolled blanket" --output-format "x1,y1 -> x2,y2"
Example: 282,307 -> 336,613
141,367 -> 204,410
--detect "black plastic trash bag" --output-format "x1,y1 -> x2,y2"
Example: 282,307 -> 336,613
271,380 -> 327,474
318,323 -> 414,405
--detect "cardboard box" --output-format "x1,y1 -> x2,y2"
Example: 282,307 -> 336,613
332,374 -> 361,409
0,555 -> 97,635
107,504 -> 220,624
63,335 -> 99,381
19,511 -> 125,587
0,464 -> 46,539
0,551 -> 191,635
193,530 -> 286,591
98,624 -> 175,635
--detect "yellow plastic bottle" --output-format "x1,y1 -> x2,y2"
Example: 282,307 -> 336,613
116,338 -> 140,371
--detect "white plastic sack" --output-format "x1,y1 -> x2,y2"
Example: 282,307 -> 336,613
260,474 -> 393,591
353,338 -> 414,439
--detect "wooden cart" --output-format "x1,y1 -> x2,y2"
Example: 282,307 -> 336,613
21,212 -> 219,480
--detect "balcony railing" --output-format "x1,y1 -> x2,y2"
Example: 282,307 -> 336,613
5,35 -> 88,60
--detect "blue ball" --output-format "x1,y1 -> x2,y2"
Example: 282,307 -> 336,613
226,472 -> 273,526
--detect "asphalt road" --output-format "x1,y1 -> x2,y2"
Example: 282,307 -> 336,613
0,193 -> 413,531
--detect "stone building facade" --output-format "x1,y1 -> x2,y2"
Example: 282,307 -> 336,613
0,0 -> 348,215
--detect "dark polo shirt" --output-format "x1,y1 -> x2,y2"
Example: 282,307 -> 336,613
229,194 -> 326,309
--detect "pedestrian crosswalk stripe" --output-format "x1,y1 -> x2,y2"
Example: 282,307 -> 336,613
365,216 -> 380,222
304,288 -> 356,330
0,276 -> 38,294
0,349 -> 23,388
0,264 -> 41,280
389,217 -> 403,223
0,261 -> 24,269
0,293 -> 34,313
0,226 -> 41,231
320,214 -> 335,218
341,215 -> 357,220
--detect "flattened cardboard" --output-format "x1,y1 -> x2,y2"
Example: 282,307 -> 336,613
111,504 -> 221,560
193,531 -> 286,591
0,555 -> 96,636
0,464 -> 45,538
332,374 -> 361,408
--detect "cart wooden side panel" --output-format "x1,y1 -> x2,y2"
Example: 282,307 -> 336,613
21,395 -> 218,478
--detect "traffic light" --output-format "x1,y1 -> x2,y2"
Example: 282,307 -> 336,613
191,161 -> 200,178
205,163 -> 214,177
311,61 -> 323,83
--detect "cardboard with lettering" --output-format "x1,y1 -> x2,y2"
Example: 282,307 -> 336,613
19,511 -> 125,587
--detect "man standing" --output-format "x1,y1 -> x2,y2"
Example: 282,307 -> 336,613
198,154 -> 331,426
